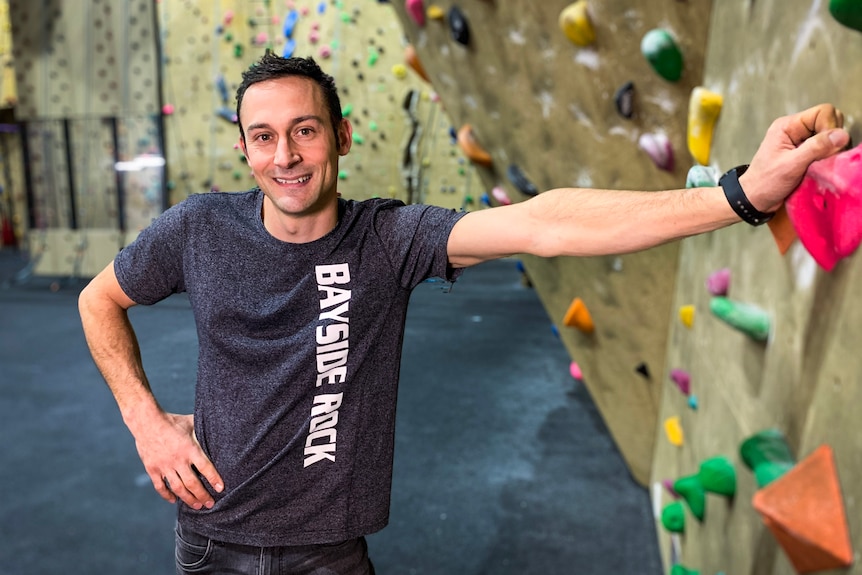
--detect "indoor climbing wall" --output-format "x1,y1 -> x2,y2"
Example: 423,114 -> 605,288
652,1 -> 862,574
156,0 -> 481,213
0,0 -> 14,109
392,0 -> 714,486
6,0 -> 163,276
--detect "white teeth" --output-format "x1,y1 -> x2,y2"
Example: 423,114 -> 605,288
276,176 -> 311,184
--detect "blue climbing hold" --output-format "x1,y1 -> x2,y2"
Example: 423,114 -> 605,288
216,74 -> 229,104
283,38 -> 297,58
317,1 -> 327,14
283,10 -> 299,38
480,193 -> 491,206
216,106 -> 238,124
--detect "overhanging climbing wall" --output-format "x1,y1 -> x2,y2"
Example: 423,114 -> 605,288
652,1 -> 862,573
392,0 -> 714,485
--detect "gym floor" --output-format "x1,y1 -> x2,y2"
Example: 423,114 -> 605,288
0,248 -> 661,574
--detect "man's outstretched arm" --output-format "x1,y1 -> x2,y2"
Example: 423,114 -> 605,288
78,263 -> 224,509
447,103 -> 849,267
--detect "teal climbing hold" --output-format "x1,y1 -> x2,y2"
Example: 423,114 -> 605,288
673,474 -> 706,521
352,133 -> 365,145
342,103 -> 354,117
709,296 -> 770,342
686,165 -> 720,188
641,28 -> 683,82
829,0 -> 862,33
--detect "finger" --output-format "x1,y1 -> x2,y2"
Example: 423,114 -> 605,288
151,472 -> 177,504
192,458 -> 225,494
168,469 -> 211,510
784,104 -> 842,146
794,128 -> 850,165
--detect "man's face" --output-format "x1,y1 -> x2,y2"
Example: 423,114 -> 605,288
239,76 -> 351,221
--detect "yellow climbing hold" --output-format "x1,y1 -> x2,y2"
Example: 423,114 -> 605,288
664,416 -> 684,447
559,1 -> 595,47
679,304 -> 694,329
426,4 -> 445,20
392,64 -> 408,80
687,87 -> 723,165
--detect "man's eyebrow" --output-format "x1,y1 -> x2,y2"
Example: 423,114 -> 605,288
246,116 -> 326,132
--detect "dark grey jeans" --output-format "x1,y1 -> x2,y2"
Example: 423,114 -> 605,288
175,522 -> 376,575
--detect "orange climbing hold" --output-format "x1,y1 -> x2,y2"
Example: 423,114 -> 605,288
456,124 -> 493,167
752,445 -> 853,574
404,45 -> 430,83
563,297 -> 595,334
767,205 -> 797,255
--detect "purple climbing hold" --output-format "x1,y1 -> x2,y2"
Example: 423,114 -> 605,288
638,132 -> 674,171
705,268 -> 731,296
662,478 -> 681,499
614,81 -> 635,119
448,6 -> 470,46
669,368 -> 691,396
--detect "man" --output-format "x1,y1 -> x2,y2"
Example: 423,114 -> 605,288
78,52 -> 847,574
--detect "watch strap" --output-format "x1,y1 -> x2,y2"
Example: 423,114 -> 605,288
719,164 -> 774,226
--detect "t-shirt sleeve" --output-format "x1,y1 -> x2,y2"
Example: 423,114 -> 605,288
372,202 -> 468,289
114,200 -> 188,305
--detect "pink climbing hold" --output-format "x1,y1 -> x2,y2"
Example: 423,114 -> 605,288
161,103 -> 175,115
638,132 -> 674,171
669,368 -> 691,396
705,267 -> 731,296
662,478 -> 680,499
319,45 -> 332,59
491,186 -> 512,206
406,0 -> 426,27
255,32 -> 269,45
785,143 -> 862,271
223,10 -> 234,25
309,31 -> 320,44
569,361 -> 583,380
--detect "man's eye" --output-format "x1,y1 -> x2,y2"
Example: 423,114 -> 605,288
298,127 -> 313,136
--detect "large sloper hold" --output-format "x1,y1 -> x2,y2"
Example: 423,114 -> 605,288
709,296 -> 770,342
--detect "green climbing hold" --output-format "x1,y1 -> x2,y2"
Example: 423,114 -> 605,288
661,501 -> 686,533
340,11 -> 351,23
673,474 -> 706,521
232,170 -> 243,180
369,121 -> 378,132
225,33 -> 233,42
166,180 -> 176,190
338,170 -> 349,180
670,566 -> 700,575
698,456 -> 736,497
342,103 -> 353,117
709,296 -> 771,341
830,0 -> 862,33
367,48 -> 380,67
352,133 -> 365,145
234,43 -> 244,58
641,29 -> 683,82
740,429 -> 795,488
685,165 -> 719,188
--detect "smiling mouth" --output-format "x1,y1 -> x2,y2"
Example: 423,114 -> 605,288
274,175 -> 311,185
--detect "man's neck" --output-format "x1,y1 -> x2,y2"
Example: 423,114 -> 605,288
261,197 -> 340,244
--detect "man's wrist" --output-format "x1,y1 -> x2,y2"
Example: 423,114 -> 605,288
719,165 -> 774,226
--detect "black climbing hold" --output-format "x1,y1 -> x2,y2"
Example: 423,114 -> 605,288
506,164 -> 539,197
448,6 -> 470,46
357,73 -> 364,81
614,81 -> 635,119
635,362 -> 651,379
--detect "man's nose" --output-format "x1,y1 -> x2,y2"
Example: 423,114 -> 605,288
274,137 -> 300,167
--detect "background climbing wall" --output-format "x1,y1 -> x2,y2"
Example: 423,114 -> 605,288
392,0 -> 714,486
4,0 -> 481,276
157,0 -> 481,215
7,0 -> 163,276
652,1 -> 862,573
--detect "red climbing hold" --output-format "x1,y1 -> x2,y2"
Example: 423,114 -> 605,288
406,0 -> 425,27
786,143 -> 862,271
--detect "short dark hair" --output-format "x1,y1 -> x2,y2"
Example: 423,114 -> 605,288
235,52 -> 343,146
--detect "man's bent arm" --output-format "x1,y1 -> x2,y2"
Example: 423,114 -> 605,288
78,263 -> 223,508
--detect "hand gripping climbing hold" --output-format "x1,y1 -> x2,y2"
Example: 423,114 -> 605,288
448,6 -> 470,46
558,1 -> 595,46
641,28 -> 683,82
698,456 -> 736,498
709,296 -> 770,342
829,0 -> 862,33
673,474 -> 706,521
406,0 -> 425,26
785,143 -> 862,271
562,297 -> 594,334
752,445 -> 853,573
687,87 -> 723,165
456,124 -> 493,167
661,501 -> 686,533
638,132 -> 674,171
740,428 -> 795,488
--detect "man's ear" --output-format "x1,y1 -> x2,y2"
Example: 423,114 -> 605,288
337,118 -> 353,156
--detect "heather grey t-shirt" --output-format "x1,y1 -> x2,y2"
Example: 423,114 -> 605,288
114,190 -> 467,546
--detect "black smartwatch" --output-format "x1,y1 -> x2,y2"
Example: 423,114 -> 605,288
718,165 -> 774,226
